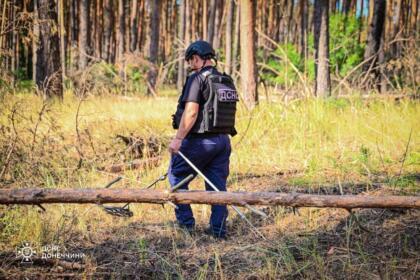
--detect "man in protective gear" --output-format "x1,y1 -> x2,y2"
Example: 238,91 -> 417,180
168,40 -> 238,239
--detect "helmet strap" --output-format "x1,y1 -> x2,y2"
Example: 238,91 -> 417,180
200,59 -> 207,69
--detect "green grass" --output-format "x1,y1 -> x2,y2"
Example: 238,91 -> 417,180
0,90 -> 418,278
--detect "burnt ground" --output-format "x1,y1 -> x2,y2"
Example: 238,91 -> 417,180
0,173 -> 419,279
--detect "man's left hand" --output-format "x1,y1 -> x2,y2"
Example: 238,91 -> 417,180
168,138 -> 183,154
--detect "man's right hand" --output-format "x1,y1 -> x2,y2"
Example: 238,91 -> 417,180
168,138 -> 183,154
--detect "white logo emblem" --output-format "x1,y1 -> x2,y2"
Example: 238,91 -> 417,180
218,89 -> 238,101
16,242 -> 37,264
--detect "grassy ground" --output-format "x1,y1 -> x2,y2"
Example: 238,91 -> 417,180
0,90 -> 418,279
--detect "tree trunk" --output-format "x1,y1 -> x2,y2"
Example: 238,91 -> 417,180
1,188 -> 419,209
329,0 -> 336,13
102,0 -> 113,61
224,0 -> 234,74
391,0 -> 402,56
35,0 -> 62,98
287,0 -> 295,43
410,0 -> 418,34
116,0 -> 125,64
177,0 -> 185,90
129,0 -> 139,52
213,0 -> 224,50
185,0 -> 191,45
232,1 -> 240,79
342,0 -> 352,14
368,0 -> 375,26
278,0 -> 287,43
78,0 -> 89,70
363,0 -> 386,90
94,0 -> 103,59
202,0 -> 207,39
313,0 -> 331,97
137,0 -> 145,52
191,0 -> 196,40
32,0 -> 38,82
207,0 -> 216,44
70,0 -> 78,44
267,0 -> 275,38
58,0 -> 66,81
147,0 -> 160,95
357,0 -> 364,44
256,0 -> 263,47
66,0 -> 75,72
299,0 -> 308,60
0,1 -> 7,59
240,0 -> 258,109
378,36 -> 387,93
168,0 -> 176,57
11,0 -> 17,86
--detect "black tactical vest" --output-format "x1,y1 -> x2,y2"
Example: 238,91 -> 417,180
172,69 -> 238,136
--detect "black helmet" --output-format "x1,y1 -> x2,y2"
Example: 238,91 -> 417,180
185,40 -> 216,61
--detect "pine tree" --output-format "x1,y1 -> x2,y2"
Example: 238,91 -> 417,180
314,0 -> 331,97
240,0 -> 258,108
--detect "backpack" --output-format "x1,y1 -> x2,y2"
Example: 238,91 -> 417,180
201,70 -> 238,136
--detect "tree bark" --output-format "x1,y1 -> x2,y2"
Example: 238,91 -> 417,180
177,0 -> 185,90
256,0 -> 263,47
129,0 -> 139,52
357,0 -> 364,44
32,0 -> 38,82
11,0 -> 17,86
232,1 -> 240,78
391,0 -> 402,56
240,0 -> 258,109
147,0 -> 160,95
116,0 -> 125,64
342,0 -> 356,14
0,188 -> 419,209
329,0 -> 336,13
202,0 -> 207,39
102,0 -> 113,61
0,0 -> 7,58
278,0 -> 287,43
313,0 -> 331,97
299,0 -> 308,60
185,0 -> 191,45
35,0 -> 62,98
368,0 -> 375,27
168,0 -> 176,57
213,0 -> 224,50
207,0 -> 216,44
287,0 -> 295,43
267,0 -> 275,38
410,0 -> 418,34
224,0 -> 234,75
191,0 -> 196,41
94,0 -> 102,59
137,0 -> 145,52
78,0 -> 90,70
58,0 -> 66,81
363,0 -> 386,90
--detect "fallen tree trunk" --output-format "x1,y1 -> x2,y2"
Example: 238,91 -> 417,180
0,188 -> 419,209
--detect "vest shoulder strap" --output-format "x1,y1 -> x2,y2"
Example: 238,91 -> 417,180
200,70 -> 212,79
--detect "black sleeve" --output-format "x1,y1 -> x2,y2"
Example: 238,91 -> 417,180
181,74 -> 203,104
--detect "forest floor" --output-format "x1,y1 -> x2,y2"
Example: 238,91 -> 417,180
0,91 -> 419,279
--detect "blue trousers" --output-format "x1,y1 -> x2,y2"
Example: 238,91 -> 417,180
168,134 -> 231,236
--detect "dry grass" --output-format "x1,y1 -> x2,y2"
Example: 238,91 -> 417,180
0,90 -> 419,279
